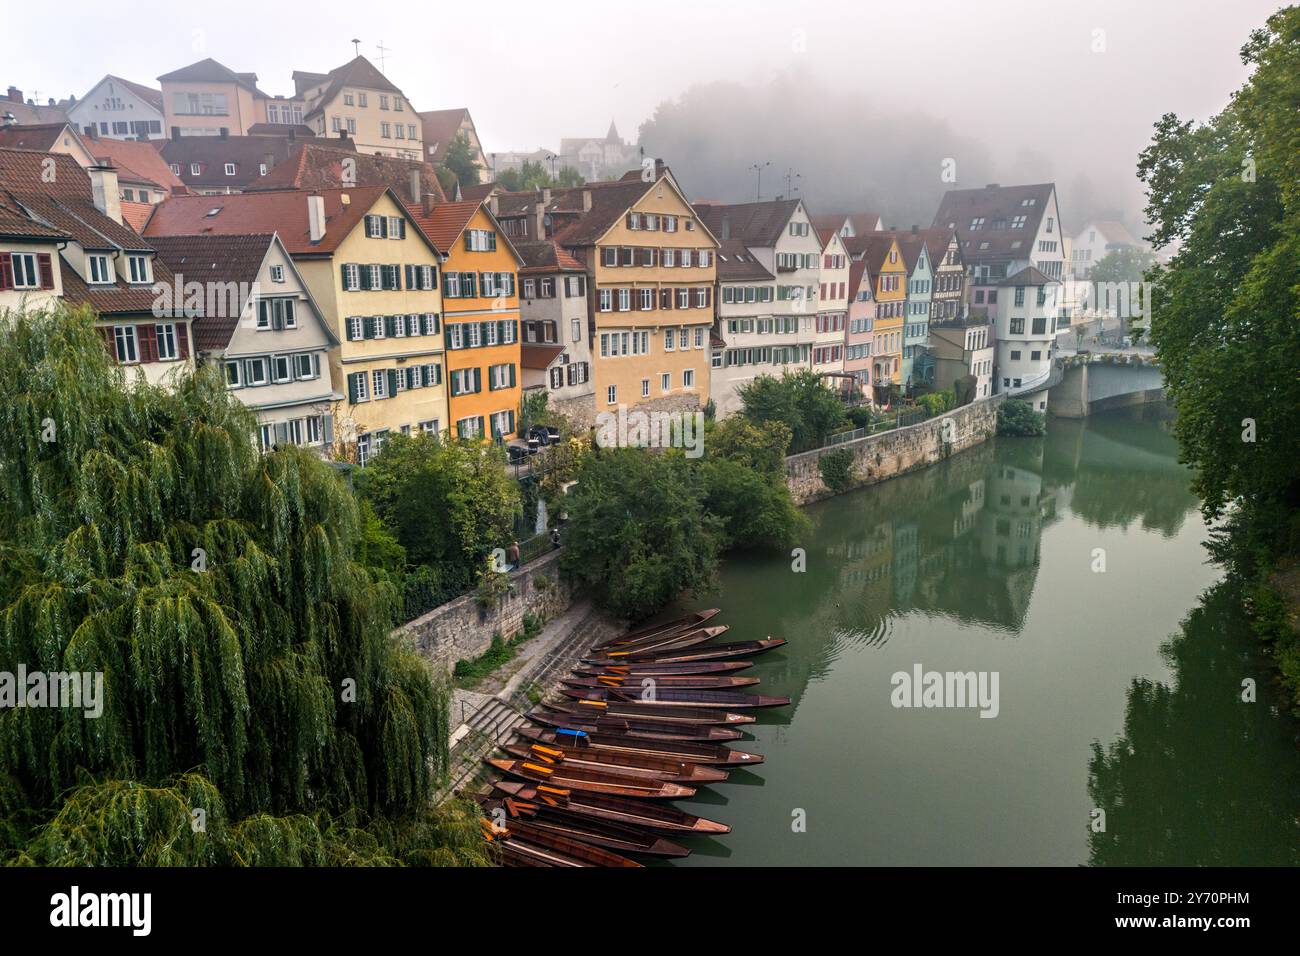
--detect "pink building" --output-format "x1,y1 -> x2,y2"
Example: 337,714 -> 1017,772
844,259 -> 874,401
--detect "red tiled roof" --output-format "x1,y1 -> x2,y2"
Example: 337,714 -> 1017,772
89,137 -> 187,194
144,186 -> 397,255
0,124 -> 79,154
551,179 -> 652,247
249,142 -> 446,205
406,199 -> 478,252
58,251 -> 180,316
513,239 -> 585,274
0,196 -> 68,240
419,108 -> 469,163
521,344 -> 564,370
148,233 -> 273,350
119,201 -> 153,232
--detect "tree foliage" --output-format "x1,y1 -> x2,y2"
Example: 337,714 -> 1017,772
560,450 -> 721,621
737,369 -> 849,453
0,305 -> 490,866
496,159 -> 585,192
355,432 -> 520,593
996,399 -> 1047,437
440,133 -> 481,192
1137,6 -> 1300,547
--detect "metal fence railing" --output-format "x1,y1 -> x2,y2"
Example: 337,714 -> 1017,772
818,407 -> 928,451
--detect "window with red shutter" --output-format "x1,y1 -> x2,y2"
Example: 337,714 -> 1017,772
36,253 -> 54,290
177,322 -> 190,360
97,327 -> 115,359
136,324 -> 157,363
0,253 -> 12,291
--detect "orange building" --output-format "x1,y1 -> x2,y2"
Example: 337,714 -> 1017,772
853,235 -> 907,390
410,199 -> 523,440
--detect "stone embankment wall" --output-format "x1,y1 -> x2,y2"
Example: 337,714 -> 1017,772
398,549 -> 571,676
784,396 -> 1003,505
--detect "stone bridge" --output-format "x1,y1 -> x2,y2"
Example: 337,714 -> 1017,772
1047,355 -> 1166,418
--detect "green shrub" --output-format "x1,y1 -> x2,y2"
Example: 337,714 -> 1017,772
818,448 -> 856,492
997,399 -> 1047,437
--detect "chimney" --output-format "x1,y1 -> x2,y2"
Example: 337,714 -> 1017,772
308,194 -> 326,242
409,168 -> 422,205
488,194 -> 498,217
263,151 -> 275,172
720,217 -> 731,240
171,126 -> 181,141
7,87 -> 21,103
87,165 -> 122,225
219,127 -> 229,139
911,224 -> 918,234
581,189 -> 592,212
533,201 -> 545,240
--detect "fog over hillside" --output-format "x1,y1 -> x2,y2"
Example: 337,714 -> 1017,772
638,72 -> 1131,235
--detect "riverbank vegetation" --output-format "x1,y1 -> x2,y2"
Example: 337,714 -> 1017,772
997,399 -> 1047,437
0,305 -> 491,866
1139,7 -> 1300,710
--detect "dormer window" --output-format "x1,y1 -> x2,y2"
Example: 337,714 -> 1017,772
87,254 -> 113,285
126,255 -> 151,284
224,163 -> 237,176
169,163 -> 181,175
190,163 -> 202,176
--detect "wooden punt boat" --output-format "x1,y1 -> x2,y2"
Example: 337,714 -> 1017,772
582,638 -> 787,667
554,695 -> 756,725
499,740 -> 729,783
574,660 -> 753,678
485,757 -> 696,799
494,780 -> 731,835
478,796 -> 690,858
593,608 -> 721,649
564,687 -> 789,710
526,707 -> 746,742
562,674 -> 760,690
516,725 -> 765,766
597,625 -> 728,658
485,822 -> 641,867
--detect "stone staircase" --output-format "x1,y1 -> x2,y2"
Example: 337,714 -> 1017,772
435,602 -> 622,804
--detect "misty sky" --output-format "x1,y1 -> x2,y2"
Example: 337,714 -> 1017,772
8,0 -> 1283,226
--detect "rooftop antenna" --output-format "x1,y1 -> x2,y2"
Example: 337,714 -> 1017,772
783,168 -> 801,196
749,161 -> 770,202
376,40 -> 391,72
351,38 -> 361,57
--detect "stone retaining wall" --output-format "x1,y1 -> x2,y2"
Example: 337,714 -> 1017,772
398,549 -> 572,676
784,396 -> 1003,505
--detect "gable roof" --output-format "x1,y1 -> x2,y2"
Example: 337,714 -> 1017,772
301,57 -> 401,120
0,97 -> 67,125
1000,266 -> 1055,287
247,141 -> 445,205
405,199 -> 523,267
0,123 -> 83,154
848,259 -> 869,298
144,185 -> 420,256
147,233 -> 273,349
0,148 -> 151,250
157,58 -> 267,97
880,230 -> 929,273
88,136 -> 187,194
119,201 -> 154,232
160,135 -> 315,190
916,226 -> 959,269
418,109 -> 470,163
512,239 -> 585,274
855,234 -> 902,274
931,183 -> 1056,263
716,237 -> 774,281
692,199 -> 801,247
109,75 -> 163,111
1082,219 -> 1141,248
550,179 -> 653,247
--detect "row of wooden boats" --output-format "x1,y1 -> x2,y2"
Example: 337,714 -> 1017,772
479,608 -> 789,866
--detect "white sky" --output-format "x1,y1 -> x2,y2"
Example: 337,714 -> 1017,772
7,0 -> 1280,214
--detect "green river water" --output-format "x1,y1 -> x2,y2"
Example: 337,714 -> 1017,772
662,405 -> 1300,866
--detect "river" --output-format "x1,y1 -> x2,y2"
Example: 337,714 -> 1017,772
664,405 -> 1300,866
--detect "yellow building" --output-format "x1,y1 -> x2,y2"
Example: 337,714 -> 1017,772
554,169 -> 719,416
146,185 -> 448,463
859,235 -> 907,390
297,57 -> 422,160
409,199 -> 523,441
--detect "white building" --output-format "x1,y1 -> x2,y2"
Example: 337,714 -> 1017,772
993,266 -> 1060,413
515,238 -> 595,427
66,76 -> 165,140
710,238 -> 780,418
1070,219 -> 1143,278
813,228 -> 849,379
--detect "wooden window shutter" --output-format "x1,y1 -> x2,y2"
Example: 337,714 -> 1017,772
322,414 -> 334,445
387,369 -> 398,397
97,326 -> 115,358
177,322 -> 190,359
384,315 -> 395,337
137,324 -> 157,363
348,373 -> 361,404
0,253 -> 12,291
405,264 -> 414,288
37,253 -> 54,289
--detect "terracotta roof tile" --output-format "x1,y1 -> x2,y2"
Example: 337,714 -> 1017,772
248,142 -> 445,204
521,344 -> 564,369
147,233 -> 272,349
119,201 -> 153,232
418,109 -> 469,163
693,199 -> 800,247
89,137 -> 187,194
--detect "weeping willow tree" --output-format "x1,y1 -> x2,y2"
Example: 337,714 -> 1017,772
0,304 -> 493,866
